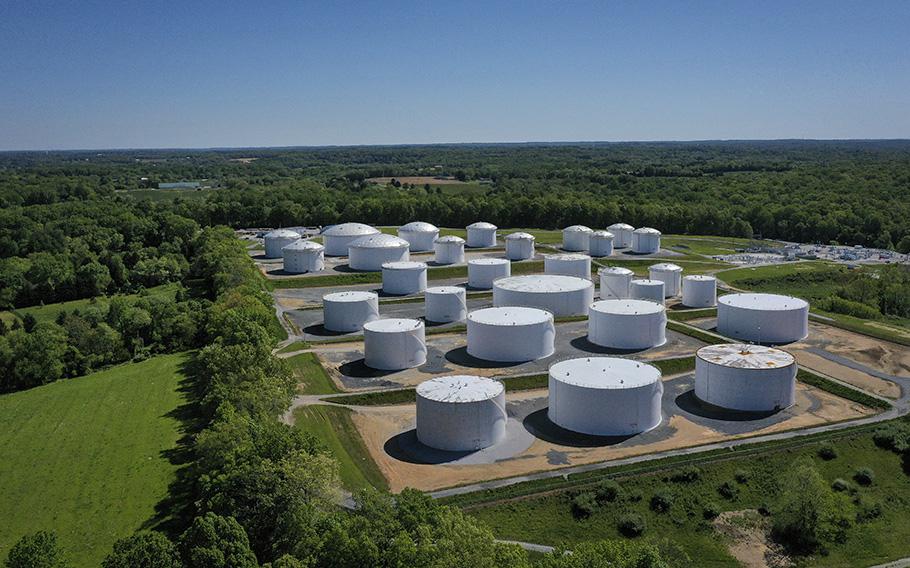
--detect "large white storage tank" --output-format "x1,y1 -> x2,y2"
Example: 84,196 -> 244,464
363,318 -> 427,370
398,222 -> 440,252
588,299 -> 667,350
562,225 -> 593,252
548,357 -> 663,436
264,229 -> 301,258
544,253 -> 592,279
382,261 -> 428,295
425,286 -> 467,323
504,232 -> 535,260
632,227 -> 661,254
282,239 -> 325,274
493,274 -> 595,316
599,267 -> 634,300
348,234 -> 410,271
322,223 -> 380,256
608,223 -> 635,248
433,235 -> 465,265
630,279 -> 665,305
695,344 -> 797,411
717,293 -> 809,344
589,231 -> 615,257
649,263 -> 683,297
468,258 -> 511,289
323,291 -> 380,332
682,275 -> 717,308
466,222 -> 497,248
416,376 -> 507,452
467,307 -> 555,362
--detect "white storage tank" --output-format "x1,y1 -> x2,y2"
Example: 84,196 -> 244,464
468,258 -> 511,289
717,293 -> 809,344
467,307 -> 555,362
264,229 -> 302,258
608,223 -> 635,248
348,233 -> 410,272
363,318 -> 427,370
433,235 -> 465,265
548,357 -> 663,436
493,274 -> 595,316
282,239 -> 325,274
504,232 -> 536,260
588,299 -> 667,350
648,263 -> 683,297
562,225 -> 593,252
544,253 -> 592,279
425,286 -> 467,323
382,261 -> 428,295
599,266 -> 634,300
632,227 -> 661,254
416,376 -> 507,451
322,223 -> 380,256
466,222 -> 498,248
630,279 -> 665,305
323,291 -> 380,332
398,222 -> 440,252
682,275 -> 717,308
589,230 -> 615,257
695,344 -> 797,411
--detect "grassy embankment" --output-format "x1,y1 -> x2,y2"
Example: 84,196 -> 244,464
287,352 -> 340,395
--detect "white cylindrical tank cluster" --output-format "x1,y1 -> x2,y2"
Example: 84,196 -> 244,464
562,225 -> 593,252
398,222 -> 439,252
548,357 -> 663,436
433,235 -> 465,265
599,267 -> 634,300
682,275 -> 717,308
632,227 -> 661,254
425,286 -> 467,323
608,223 -> 635,248
717,293 -> 809,344
322,223 -> 380,256
381,261 -> 428,295
322,291 -> 380,332
589,230 -> 615,257
695,344 -> 797,411
504,232 -> 536,260
363,318 -> 427,370
588,299 -> 667,350
468,258 -> 511,289
282,239 -> 325,274
466,222 -> 497,248
348,234 -> 410,271
493,274 -> 595,316
630,279 -> 665,305
416,376 -> 507,452
264,229 -> 301,258
467,307 -> 555,362
544,253 -> 592,279
649,263 -> 683,297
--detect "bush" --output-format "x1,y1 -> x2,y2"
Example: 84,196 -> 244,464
650,490 -> 674,513
873,423 -> 910,452
571,492 -> 597,519
718,481 -> 739,500
703,502 -> 720,520
595,479 -> 621,503
734,469 -> 750,484
819,296 -> 881,319
669,465 -> 701,483
853,467 -> 875,486
818,444 -> 838,460
618,513 -> 646,537
831,478 -> 851,493
856,499 -> 883,523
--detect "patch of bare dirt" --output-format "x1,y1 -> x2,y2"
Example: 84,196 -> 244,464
713,510 -> 792,568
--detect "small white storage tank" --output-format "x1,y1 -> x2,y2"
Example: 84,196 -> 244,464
493,274 -> 595,316
608,223 -> 635,248
348,234 -> 410,271
425,286 -> 467,323
323,291 -> 380,332
630,279 -> 665,305
398,222 -> 440,252
322,223 -> 380,256
544,253 -> 592,279
649,263 -> 683,297
468,258 -> 511,289
599,267 -> 634,300
363,318 -> 427,370
282,239 -> 325,274
562,225 -> 593,252
695,344 -> 797,411
632,227 -> 661,254
382,261 -> 428,295
416,376 -> 507,452
589,231 -> 615,257
588,299 -> 667,350
717,293 -> 809,344
467,307 -> 555,362
682,275 -> 717,308
433,235 -> 465,265
466,222 -> 497,248
264,229 -> 301,258
548,357 -> 663,436
504,232 -> 536,260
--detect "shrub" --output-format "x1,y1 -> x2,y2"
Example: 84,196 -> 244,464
703,502 -> 720,520
873,423 -> 910,452
618,513 -> 646,537
571,492 -> 597,519
595,479 -> 621,503
734,469 -> 750,484
856,499 -> 883,523
718,481 -> 739,500
650,490 -> 674,513
853,467 -> 875,486
831,478 -> 851,493
669,466 -> 701,483
818,444 -> 838,460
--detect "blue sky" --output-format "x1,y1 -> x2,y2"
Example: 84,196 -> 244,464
1,0 -> 908,150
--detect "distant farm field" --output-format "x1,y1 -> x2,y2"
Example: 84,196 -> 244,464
366,176 -> 468,185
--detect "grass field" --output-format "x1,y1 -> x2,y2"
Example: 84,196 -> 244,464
0,352 -> 192,567
287,352 -> 340,395
0,283 -> 181,324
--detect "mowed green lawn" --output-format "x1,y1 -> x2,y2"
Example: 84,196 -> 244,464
0,352 -> 191,567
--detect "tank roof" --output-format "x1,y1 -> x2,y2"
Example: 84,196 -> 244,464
600,266 -> 634,276
631,279 -> 664,287
545,253 -> 591,261
349,233 -> 409,249
550,357 -> 661,389
469,257 -> 510,266
322,223 -> 379,237
650,263 -> 682,272
381,261 -> 427,271
425,285 -> 465,295
563,225 -> 593,233
399,221 -> 439,233
697,344 -> 795,369
363,318 -> 424,333
504,232 -> 535,240
468,306 -> 553,326
591,230 -> 615,238
718,293 -> 809,311
684,274 -> 716,282
282,239 -> 324,251
590,299 -> 665,316
608,223 -> 635,230
467,222 -> 497,230
323,291 -> 377,302
434,235 -> 465,244
265,229 -> 301,238
634,227 -> 662,235
494,274 -> 593,293
417,375 -> 503,403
